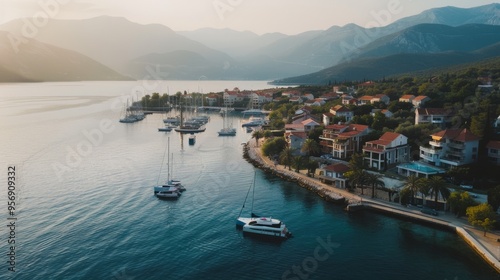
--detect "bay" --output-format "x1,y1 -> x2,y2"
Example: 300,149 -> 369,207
0,81 -> 498,280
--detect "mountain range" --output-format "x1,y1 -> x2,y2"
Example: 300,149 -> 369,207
0,3 -> 499,83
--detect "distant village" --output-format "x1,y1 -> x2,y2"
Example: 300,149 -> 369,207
216,72 -> 500,212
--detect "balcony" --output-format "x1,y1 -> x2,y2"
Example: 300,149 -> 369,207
448,142 -> 465,149
488,152 -> 500,159
420,146 -> 440,155
429,141 -> 443,147
446,150 -> 464,157
420,154 -> 435,162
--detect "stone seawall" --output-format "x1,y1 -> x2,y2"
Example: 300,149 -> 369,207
243,140 -> 500,273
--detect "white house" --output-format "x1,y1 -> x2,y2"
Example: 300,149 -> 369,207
412,95 -> 431,108
363,132 -> 410,171
415,108 -> 451,127
320,124 -> 370,159
399,95 -> 415,103
317,163 -> 351,189
419,128 -> 480,169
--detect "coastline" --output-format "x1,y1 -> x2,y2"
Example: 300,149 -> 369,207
244,139 -> 500,274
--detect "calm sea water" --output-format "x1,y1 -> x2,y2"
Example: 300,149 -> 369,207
0,81 -> 498,280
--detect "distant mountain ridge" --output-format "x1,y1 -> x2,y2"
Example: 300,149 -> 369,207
0,4 -> 499,82
0,31 -> 130,83
272,41 -> 500,85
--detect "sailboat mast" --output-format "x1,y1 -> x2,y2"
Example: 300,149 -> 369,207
251,171 -> 256,215
167,137 -> 170,182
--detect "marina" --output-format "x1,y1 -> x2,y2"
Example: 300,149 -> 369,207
1,81 -> 498,280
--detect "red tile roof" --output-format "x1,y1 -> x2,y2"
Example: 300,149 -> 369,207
332,105 -> 351,112
324,163 -> 350,173
487,140 -> 500,150
413,95 -> 429,101
432,128 -> 480,142
399,95 -> 415,100
379,132 -> 401,142
417,108 -> 449,115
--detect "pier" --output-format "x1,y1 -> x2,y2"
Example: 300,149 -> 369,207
244,139 -> 500,273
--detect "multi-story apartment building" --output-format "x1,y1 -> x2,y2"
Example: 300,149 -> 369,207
319,124 -> 370,159
363,132 -> 410,171
419,128 -> 480,169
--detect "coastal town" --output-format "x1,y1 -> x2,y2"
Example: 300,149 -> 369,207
142,68 -> 500,272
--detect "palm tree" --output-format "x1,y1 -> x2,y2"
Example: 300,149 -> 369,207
279,147 -> 293,170
402,175 -> 423,205
293,156 -> 304,173
306,159 -> 319,177
301,139 -> 320,157
348,152 -> 364,171
426,176 -> 450,210
366,173 -> 385,198
252,130 -> 264,146
419,183 -> 430,207
345,169 -> 368,195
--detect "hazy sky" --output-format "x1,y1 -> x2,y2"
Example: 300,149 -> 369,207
1,0 -> 498,34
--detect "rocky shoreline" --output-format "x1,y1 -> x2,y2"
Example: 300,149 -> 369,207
243,140 -> 500,273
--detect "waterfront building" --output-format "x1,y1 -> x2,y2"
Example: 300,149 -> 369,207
317,163 -> 350,188
363,132 -> 410,171
320,123 -> 370,159
419,128 -> 480,169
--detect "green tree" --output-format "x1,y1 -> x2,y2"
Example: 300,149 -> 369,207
261,137 -> 287,157
399,187 -> 412,205
345,170 -> 368,195
445,167 -> 470,185
425,176 -> 450,210
487,186 -> 500,212
306,159 -> 319,177
279,147 -> 294,171
447,191 -> 477,217
466,203 -> 497,236
252,130 -> 264,146
402,175 -> 424,205
301,139 -> 320,157
293,156 -> 304,173
308,126 -> 324,142
366,172 -> 385,198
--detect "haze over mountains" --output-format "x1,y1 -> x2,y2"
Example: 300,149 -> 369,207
0,3 -> 499,83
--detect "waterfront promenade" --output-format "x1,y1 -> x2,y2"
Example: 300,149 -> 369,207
245,139 -> 500,273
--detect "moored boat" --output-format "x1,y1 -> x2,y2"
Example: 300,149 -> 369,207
156,186 -> 181,199
236,216 -> 292,239
235,172 -> 292,240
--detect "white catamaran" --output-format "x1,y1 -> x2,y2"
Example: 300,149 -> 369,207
236,172 -> 292,240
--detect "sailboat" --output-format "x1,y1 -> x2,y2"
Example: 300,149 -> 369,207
167,153 -> 186,192
236,172 -> 292,240
174,103 -> 206,133
153,137 -> 181,198
218,107 -> 236,136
